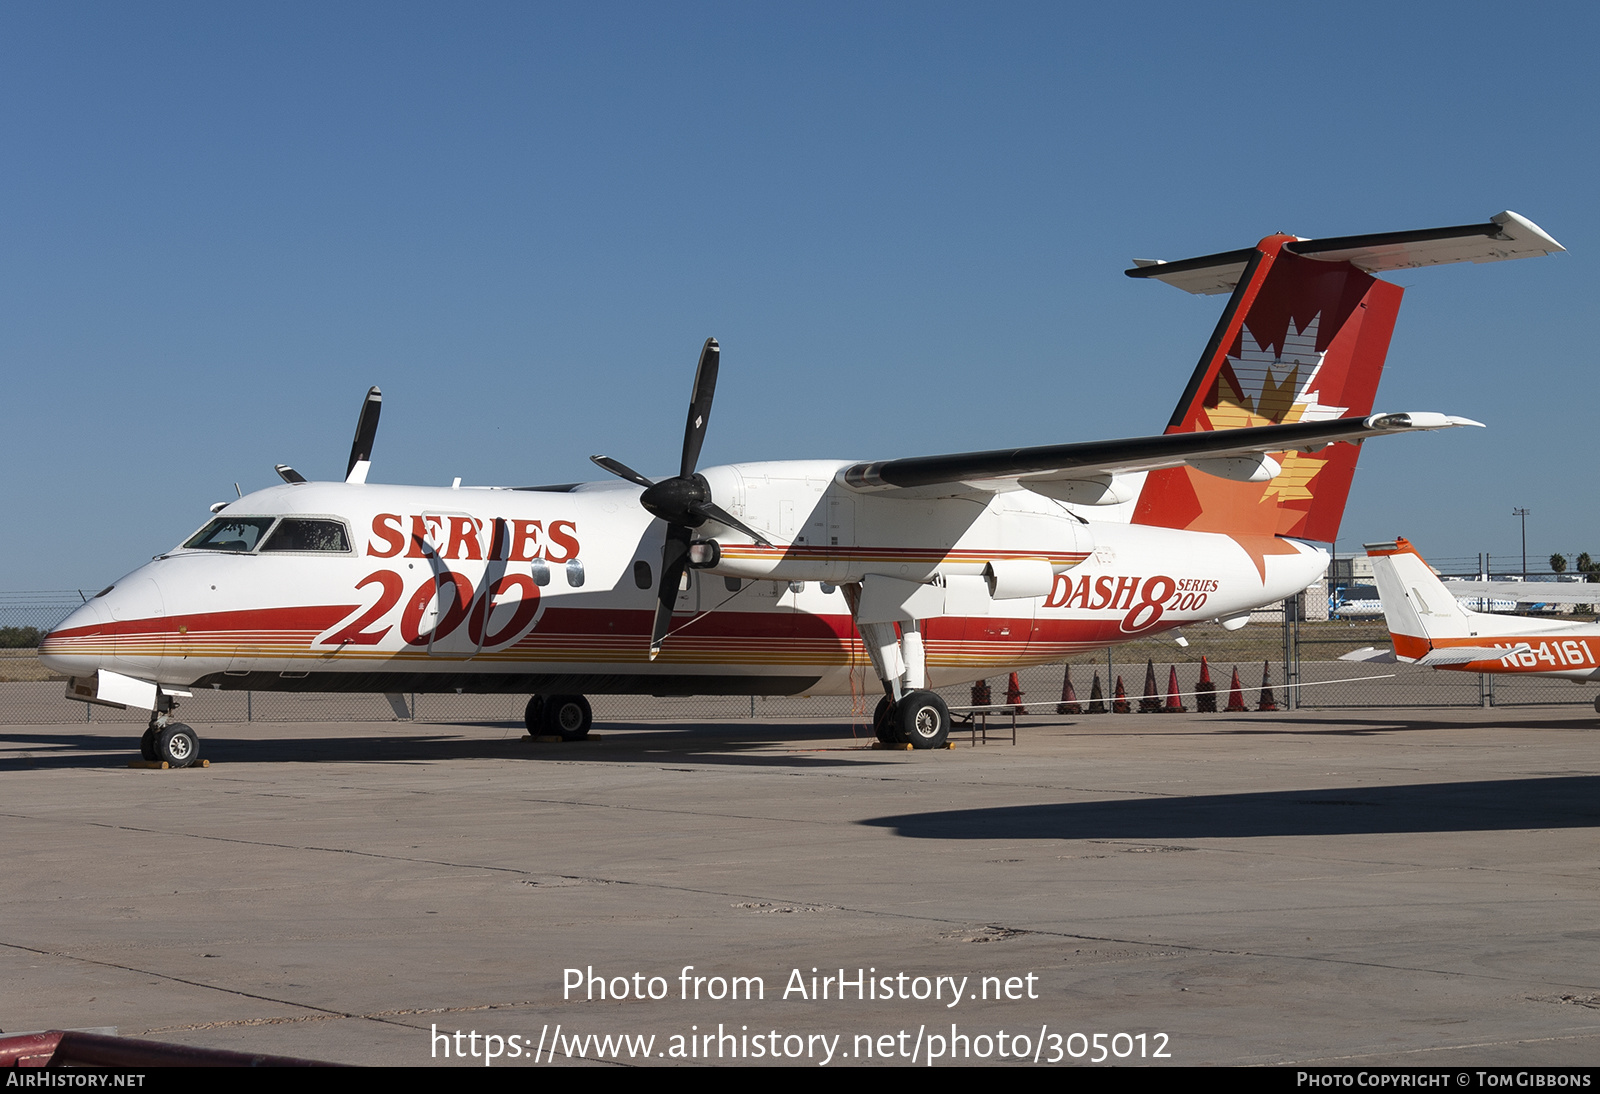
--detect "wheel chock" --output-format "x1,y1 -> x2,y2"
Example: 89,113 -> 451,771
870,741 -> 914,750
127,759 -> 209,769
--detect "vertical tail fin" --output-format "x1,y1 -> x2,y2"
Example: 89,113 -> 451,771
1126,212 -> 1562,543
1365,537 -> 1475,659
1130,234 -> 1401,541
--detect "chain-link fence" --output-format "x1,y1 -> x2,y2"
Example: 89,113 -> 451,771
3,590 -> 1593,727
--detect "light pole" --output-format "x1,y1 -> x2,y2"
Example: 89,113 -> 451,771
1513,507 -> 1530,578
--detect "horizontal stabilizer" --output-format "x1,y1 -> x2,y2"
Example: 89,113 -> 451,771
1340,643 -> 1532,666
1416,645 -> 1531,666
1128,211 -> 1564,295
1339,646 -> 1397,663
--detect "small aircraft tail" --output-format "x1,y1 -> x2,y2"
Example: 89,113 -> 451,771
1127,212 -> 1562,543
1365,537 -> 1477,659
1362,537 -> 1543,667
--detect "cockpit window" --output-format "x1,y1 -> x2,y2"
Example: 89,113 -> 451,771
260,518 -> 351,553
183,517 -> 277,552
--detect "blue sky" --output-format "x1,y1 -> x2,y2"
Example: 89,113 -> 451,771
3,2 -> 1595,588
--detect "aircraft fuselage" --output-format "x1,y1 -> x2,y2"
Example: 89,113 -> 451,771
41,460 -> 1326,698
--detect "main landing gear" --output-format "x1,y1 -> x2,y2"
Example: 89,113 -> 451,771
847,598 -> 951,750
872,690 -> 952,749
524,694 -> 593,741
142,700 -> 200,768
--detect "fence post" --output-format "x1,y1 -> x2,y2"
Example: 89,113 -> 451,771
1479,673 -> 1495,708
1282,595 -> 1300,711
246,691 -> 252,722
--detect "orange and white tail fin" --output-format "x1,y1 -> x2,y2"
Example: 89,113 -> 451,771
1128,212 -> 1562,543
1366,537 -> 1476,660
1366,537 -> 1535,663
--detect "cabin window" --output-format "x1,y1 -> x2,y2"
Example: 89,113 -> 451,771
634,561 -> 653,589
260,518 -> 351,553
530,560 -> 550,586
183,517 -> 277,552
724,577 -> 742,593
566,559 -> 585,587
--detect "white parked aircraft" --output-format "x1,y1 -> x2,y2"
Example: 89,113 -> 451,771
41,212 -> 1564,764
1345,538 -> 1600,708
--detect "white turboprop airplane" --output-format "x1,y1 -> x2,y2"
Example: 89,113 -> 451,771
1345,537 -> 1600,709
41,212 -> 1564,765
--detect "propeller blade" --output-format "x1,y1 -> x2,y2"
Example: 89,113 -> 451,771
678,338 -> 719,478
345,386 -> 382,483
275,464 -> 306,484
651,524 -> 694,660
589,455 -> 657,489
693,501 -> 773,548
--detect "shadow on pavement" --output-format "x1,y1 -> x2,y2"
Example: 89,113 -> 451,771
864,774 -> 1600,840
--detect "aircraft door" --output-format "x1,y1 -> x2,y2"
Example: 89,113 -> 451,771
672,567 -> 702,618
827,496 -> 855,554
408,511 -> 489,660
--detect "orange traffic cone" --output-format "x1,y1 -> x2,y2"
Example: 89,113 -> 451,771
1225,667 -> 1247,712
1257,661 -> 1279,712
1194,656 -> 1217,713
970,679 -> 991,708
1112,675 -> 1130,713
1006,671 -> 1027,714
1087,672 -> 1106,714
1056,665 -> 1081,715
1138,659 -> 1161,713
1163,665 -> 1187,713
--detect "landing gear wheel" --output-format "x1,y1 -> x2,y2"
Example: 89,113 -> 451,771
872,696 -> 896,744
156,723 -> 199,768
541,694 -> 592,741
894,691 -> 950,749
523,695 -> 545,735
140,728 -> 157,761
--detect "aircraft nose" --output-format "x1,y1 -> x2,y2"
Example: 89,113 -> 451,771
40,574 -> 168,678
38,596 -> 112,677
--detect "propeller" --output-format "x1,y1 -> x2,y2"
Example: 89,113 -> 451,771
590,338 -> 772,659
345,386 -> 382,483
271,386 -> 382,486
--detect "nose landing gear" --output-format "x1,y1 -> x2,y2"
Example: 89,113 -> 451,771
155,724 -> 199,767
142,694 -> 200,768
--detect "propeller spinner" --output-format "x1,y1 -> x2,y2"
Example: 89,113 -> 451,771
590,338 -> 771,659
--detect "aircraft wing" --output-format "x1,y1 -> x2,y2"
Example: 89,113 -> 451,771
1128,211 -> 1564,295
1440,581 -> 1600,603
838,412 -> 1479,499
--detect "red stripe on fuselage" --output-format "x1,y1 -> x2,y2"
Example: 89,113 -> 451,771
43,604 -> 357,642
